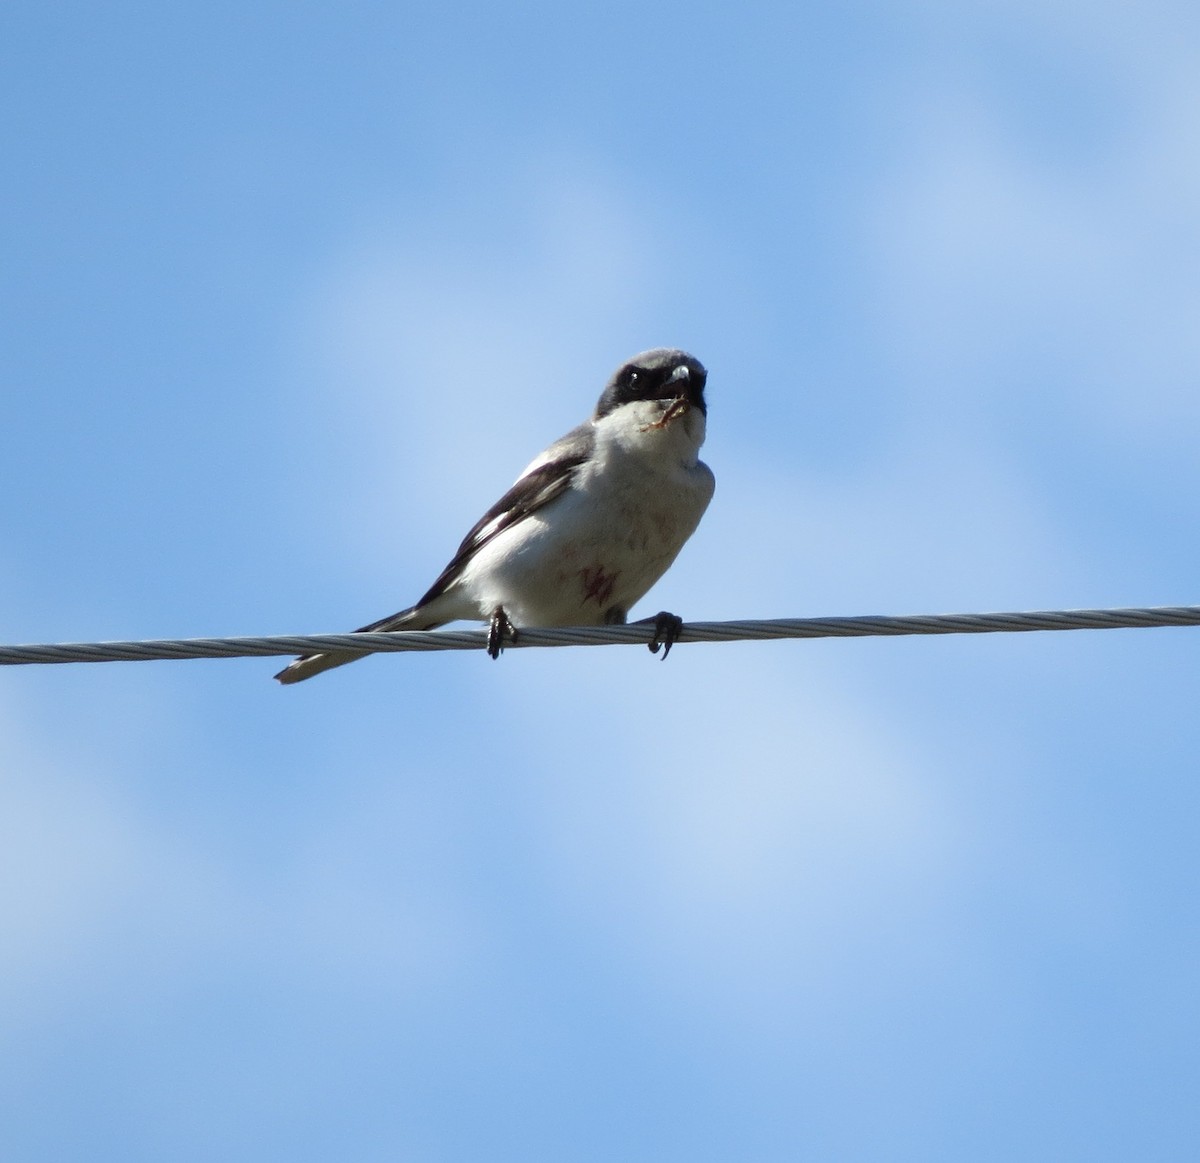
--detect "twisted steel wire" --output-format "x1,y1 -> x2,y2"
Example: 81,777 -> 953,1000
1,604 -> 1198,667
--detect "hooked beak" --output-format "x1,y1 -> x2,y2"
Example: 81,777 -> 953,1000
663,364 -> 694,420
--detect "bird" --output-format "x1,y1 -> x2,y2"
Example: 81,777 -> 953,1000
275,347 -> 715,683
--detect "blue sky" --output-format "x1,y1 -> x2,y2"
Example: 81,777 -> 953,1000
4,2 -> 1200,1159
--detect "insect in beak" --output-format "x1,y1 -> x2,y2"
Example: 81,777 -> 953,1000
640,396 -> 691,432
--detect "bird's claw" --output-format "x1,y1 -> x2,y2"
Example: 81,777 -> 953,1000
647,610 -> 684,660
487,606 -> 517,660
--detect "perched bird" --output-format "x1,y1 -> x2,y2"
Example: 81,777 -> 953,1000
275,347 -> 715,683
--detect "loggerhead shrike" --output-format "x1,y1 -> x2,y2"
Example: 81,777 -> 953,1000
275,347 -> 715,684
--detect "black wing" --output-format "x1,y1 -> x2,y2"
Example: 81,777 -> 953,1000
412,426 -> 592,608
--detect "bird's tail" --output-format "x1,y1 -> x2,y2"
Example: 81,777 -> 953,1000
273,606 -> 440,685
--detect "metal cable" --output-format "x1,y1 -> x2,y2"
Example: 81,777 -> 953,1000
1,604 -> 1198,667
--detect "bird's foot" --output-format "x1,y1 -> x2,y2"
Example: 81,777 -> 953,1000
633,610 -> 684,659
487,606 -> 517,660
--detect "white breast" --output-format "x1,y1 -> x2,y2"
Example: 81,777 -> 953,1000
457,403 -> 715,626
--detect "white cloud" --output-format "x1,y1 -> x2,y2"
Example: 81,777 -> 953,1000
287,155 -> 675,574
470,642 -> 963,1019
691,431 -> 1086,620
0,688 -> 210,1011
869,10 -> 1200,446
0,686 -> 485,1023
